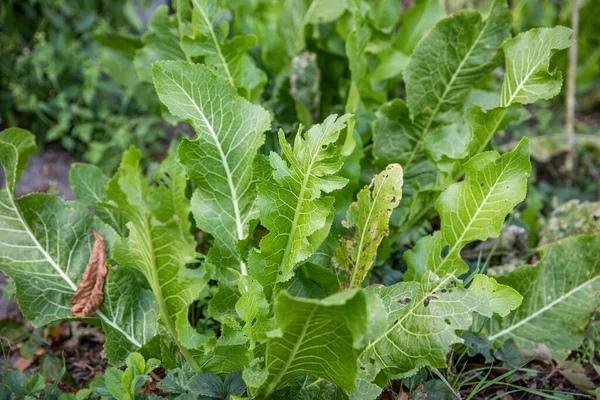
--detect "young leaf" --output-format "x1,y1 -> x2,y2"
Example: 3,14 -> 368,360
487,234 -> 600,361
0,130 -> 157,366
248,114 -> 351,288
404,138 -> 531,283
335,164 -> 403,289
153,60 -> 270,275
262,290 -> 368,396
107,149 -> 205,362
499,26 -> 574,107
184,0 -> 267,100
70,228 -> 108,317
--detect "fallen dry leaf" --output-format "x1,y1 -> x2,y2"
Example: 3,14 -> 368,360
13,357 -> 33,372
70,229 -> 107,317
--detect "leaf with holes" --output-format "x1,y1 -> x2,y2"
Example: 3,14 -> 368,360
359,273 -> 521,383
335,164 -> 403,289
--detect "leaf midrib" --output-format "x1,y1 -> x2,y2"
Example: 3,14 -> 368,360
195,1 -> 235,87
170,76 -> 247,273
434,159 -> 511,278
265,304 -> 318,396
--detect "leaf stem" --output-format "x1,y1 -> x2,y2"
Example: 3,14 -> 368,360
150,276 -> 201,371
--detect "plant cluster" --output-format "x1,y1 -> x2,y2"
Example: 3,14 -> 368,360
1,0 -> 598,399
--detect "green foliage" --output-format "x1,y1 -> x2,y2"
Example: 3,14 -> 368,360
91,352 -> 160,399
0,0 -> 163,172
158,365 -> 247,399
1,1 -> 593,399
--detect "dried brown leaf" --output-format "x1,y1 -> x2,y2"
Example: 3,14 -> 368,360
70,229 -> 107,317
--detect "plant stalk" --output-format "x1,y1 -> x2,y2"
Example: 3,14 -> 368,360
565,0 -> 579,172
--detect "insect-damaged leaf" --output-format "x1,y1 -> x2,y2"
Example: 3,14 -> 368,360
71,228 -> 108,317
335,164 -> 403,289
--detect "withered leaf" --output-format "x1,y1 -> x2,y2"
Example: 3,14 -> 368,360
70,228 -> 107,317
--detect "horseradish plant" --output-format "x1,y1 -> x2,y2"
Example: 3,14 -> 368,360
0,4 -> 574,400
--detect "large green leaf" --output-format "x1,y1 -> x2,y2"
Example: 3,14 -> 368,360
404,138 -> 531,284
401,0 -> 511,171
107,148 -> 206,359
153,61 -> 270,275
0,130 -> 157,365
335,164 -> 403,289
261,290 -> 368,396
466,26 -> 573,160
248,114 -> 350,289
398,25 -> 573,231
372,1 -> 511,227
486,235 -> 600,361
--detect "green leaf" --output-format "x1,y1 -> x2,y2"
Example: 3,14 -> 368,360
134,6 -> 186,83
153,61 -> 270,275
0,132 -> 157,366
185,0 -> 267,100
0,128 -> 36,182
360,273 -> 521,381
396,0 -> 445,55
402,0 -> 511,169
335,164 -> 403,288
499,26 -> 573,107
69,163 -> 127,235
262,290 -> 368,396
248,114 -> 351,289
279,0 -> 346,58
188,372 -> 223,397
487,234 -> 600,361
107,149 -> 206,357
404,138 -> 531,283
